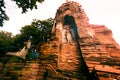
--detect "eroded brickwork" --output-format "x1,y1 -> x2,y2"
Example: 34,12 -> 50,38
0,1 -> 120,80
52,1 -> 120,80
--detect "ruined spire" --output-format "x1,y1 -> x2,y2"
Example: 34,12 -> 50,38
66,0 -> 68,2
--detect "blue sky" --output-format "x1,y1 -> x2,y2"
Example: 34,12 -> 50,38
0,0 -> 120,45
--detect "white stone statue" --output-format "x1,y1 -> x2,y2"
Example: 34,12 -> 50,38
61,28 -> 67,42
55,22 -> 75,43
65,25 -> 73,42
56,22 -> 67,42
6,39 -> 31,59
56,22 -> 63,31
56,22 -> 74,43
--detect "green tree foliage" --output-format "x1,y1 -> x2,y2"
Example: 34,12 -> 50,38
20,18 -> 53,46
0,31 -> 14,57
14,0 -> 44,13
0,0 -> 44,27
12,34 -> 25,50
0,18 -> 53,57
0,0 -> 9,26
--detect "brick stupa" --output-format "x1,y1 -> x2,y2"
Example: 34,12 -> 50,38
38,1 -> 120,80
1,1 -> 120,80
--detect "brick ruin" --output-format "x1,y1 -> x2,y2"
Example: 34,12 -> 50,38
39,1 -> 120,80
0,1 -> 120,80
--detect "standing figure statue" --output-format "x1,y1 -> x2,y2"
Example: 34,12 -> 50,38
61,27 -> 67,43
64,25 -> 73,43
55,22 -> 74,43
6,39 -> 31,59
56,22 -> 67,43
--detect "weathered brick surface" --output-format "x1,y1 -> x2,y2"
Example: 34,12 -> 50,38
51,1 -> 120,80
1,1 -> 120,80
58,42 -> 81,71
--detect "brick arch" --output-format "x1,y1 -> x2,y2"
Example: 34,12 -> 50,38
63,14 -> 79,40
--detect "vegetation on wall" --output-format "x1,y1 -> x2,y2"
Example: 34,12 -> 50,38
0,18 -> 53,57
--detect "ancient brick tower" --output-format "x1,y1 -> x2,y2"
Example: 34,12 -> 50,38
51,1 -> 120,80
0,1 -> 120,80
51,1 -> 91,79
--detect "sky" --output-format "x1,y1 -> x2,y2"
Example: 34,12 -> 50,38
0,0 -> 120,45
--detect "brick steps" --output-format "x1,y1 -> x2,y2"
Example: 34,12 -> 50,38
18,59 -> 47,80
0,56 -> 54,80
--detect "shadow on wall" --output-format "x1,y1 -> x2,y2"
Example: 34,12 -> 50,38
63,14 -> 99,80
63,15 -> 79,40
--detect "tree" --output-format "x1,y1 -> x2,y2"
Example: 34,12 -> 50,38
14,18 -> 53,47
0,31 -> 14,57
0,0 -> 44,27
0,18 -> 53,57
12,34 -> 26,50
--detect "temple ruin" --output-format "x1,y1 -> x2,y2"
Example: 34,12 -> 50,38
39,1 -> 120,79
0,1 -> 120,80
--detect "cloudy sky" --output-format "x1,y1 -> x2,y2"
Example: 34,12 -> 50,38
0,0 -> 120,45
